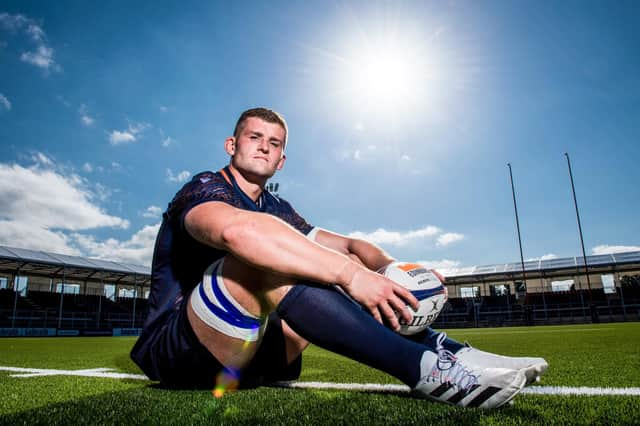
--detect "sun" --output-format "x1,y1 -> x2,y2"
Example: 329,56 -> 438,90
336,35 -> 432,117
302,20 -> 453,124
355,48 -> 418,104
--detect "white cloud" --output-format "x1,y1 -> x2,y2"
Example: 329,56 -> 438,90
0,13 -> 59,71
166,168 -> 191,183
82,162 -> 93,173
0,155 -> 130,255
109,130 -> 136,145
349,225 -> 441,247
159,128 -> 175,147
0,13 -> 29,31
0,93 -> 11,111
31,152 -> 54,167
527,253 -> 558,261
108,121 -> 149,145
141,205 -> 162,219
93,183 -> 113,202
436,232 -> 464,247
159,105 -> 169,112
128,121 -> 149,134
0,155 -> 156,266
417,259 -> 463,276
72,224 -> 160,267
78,104 -> 95,126
400,154 -> 411,161
20,45 -> 55,69
0,220 -> 81,255
592,245 -> 640,255
0,161 -> 129,231
162,136 -> 174,147
25,23 -> 45,42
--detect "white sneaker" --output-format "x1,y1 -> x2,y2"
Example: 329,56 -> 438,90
456,342 -> 548,385
413,334 -> 526,409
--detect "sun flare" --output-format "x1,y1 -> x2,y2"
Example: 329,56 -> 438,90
356,48 -> 417,102
338,36 -> 433,117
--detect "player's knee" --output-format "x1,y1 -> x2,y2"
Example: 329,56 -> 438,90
189,257 -> 298,342
189,259 -> 266,343
220,255 -> 297,312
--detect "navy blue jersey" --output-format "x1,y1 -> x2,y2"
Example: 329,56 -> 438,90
142,166 -> 314,332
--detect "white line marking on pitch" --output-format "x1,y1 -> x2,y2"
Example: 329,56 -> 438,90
453,328 -> 613,335
0,366 -> 147,380
2,366 -> 639,396
522,386 -> 640,396
273,381 -> 640,396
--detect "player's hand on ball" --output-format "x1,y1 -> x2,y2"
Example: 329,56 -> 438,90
380,262 -> 449,335
347,268 -> 419,330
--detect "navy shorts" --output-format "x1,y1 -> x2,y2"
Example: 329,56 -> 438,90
130,297 -> 302,389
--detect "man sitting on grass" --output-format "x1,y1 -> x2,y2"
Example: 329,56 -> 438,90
131,107 -> 547,409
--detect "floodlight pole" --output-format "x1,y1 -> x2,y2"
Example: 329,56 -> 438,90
58,267 -> 66,329
131,274 -> 137,328
508,163 -> 527,292
564,153 -> 597,322
11,266 -> 22,328
98,277 -> 103,330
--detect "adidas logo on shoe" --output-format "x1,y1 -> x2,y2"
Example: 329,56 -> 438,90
412,334 -> 526,409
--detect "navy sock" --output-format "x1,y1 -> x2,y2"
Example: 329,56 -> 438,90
276,283 -> 429,387
407,327 -> 465,353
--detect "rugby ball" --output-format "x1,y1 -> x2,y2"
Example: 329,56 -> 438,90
382,262 -> 448,335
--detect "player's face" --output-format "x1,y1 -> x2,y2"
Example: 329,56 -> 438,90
226,117 -> 286,182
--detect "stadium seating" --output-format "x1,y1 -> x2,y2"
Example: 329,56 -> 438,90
1,283 -> 638,331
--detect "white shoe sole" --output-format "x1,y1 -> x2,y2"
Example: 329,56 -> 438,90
414,368 -> 527,409
467,368 -> 527,409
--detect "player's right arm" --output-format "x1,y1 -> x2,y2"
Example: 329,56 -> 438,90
184,201 -> 418,328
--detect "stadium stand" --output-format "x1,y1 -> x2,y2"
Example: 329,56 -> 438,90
0,245 -> 149,334
1,244 -> 639,334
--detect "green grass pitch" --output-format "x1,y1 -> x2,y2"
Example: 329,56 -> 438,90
1,323 -> 639,425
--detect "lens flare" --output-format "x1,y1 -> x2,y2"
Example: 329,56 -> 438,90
212,367 -> 240,398
211,324 -> 261,398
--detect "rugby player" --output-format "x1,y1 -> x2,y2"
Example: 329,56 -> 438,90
131,107 -> 547,409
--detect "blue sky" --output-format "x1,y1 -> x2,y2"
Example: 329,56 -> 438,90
1,1 -> 638,271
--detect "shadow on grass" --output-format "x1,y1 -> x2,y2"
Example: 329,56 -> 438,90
112,352 -> 141,375
109,351 -> 154,387
0,384 -> 555,426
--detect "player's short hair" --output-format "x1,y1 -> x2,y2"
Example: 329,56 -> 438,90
233,107 -> 288,148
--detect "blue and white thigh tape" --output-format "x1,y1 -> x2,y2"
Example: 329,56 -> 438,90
189,258 -> 265,341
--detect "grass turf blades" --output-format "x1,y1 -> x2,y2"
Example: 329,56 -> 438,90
0,323 -> 639,425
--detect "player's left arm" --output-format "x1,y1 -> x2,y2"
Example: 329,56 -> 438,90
313,228 -> 395,272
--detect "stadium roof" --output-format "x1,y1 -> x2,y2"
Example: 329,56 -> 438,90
1,244 -> 638,286
445,251 -> 640,280
0,245 -> 150,285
